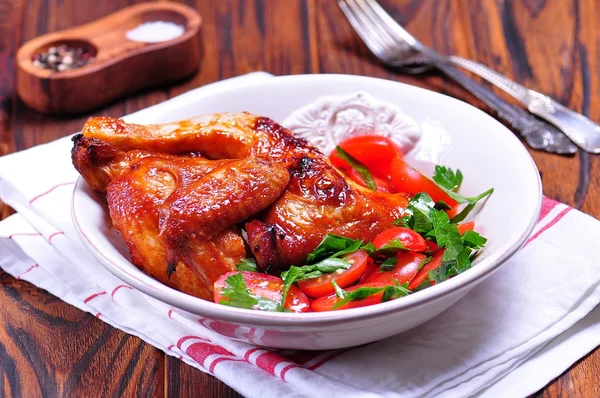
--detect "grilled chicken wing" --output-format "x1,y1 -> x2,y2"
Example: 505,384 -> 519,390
107,156 -> 247,300
72,134 -> 289,299
77,112 -> 408,274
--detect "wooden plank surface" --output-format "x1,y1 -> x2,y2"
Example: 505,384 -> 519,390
0,0 -> 598,396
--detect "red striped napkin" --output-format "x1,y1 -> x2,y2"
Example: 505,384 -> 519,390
1,74 -> 599,397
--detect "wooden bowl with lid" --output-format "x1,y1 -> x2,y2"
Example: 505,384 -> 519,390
16,2 -> 202,115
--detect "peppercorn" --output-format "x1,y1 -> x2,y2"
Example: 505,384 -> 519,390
32,44 -> 93,72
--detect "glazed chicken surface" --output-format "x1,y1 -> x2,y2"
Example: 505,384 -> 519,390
72,112 -> 408,300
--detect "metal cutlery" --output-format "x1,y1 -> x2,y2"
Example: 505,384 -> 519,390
338,0 -> 600,154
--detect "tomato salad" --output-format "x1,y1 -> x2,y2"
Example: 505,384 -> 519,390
214,135 -> 493,312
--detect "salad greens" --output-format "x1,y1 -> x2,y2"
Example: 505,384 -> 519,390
216,162 -> 493,313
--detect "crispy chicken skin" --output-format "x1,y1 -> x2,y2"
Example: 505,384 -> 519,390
76,112 -> 409,276
72,134 -> 289,299
107,156 -> 247,300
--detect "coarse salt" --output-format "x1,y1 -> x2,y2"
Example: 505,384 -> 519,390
126,21 -> 185,43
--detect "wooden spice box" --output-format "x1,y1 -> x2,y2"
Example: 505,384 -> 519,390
16,2 -> 202,115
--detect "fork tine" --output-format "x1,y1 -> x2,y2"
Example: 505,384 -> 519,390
359,0 -> 420,50
351,0 -> 402,51
338,0 -> 390,61
340,0 -> 400,62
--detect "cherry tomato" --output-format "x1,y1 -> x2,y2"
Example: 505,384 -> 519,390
372,227 -> 428,252
365,251 -> 427,285
311,282 -> 390,312
338,165 -> 394,193
298,250 -> 368,298
457,221 -> 475,235
389,155 -> 459,208
214,272 -> 310,313
358,257 -> 378,284
329,135 -> 403,179
408,249 -> 445,290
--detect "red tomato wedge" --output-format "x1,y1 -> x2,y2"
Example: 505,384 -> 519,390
458,221 -> 475,235
358,257 -> 378,284
329,135 -> 403,179
298,250 -> 369,298
365,251 -> 427,285
372,227 -> 427,252
426,240 -> 439,252
390,155 -> 459,208
311,282 -> 390,312
214,272 -> 310,313
408,249 -> 445,290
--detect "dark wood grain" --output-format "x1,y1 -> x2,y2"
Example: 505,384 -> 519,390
0,0 -> 23,220
0,0 -> 598,397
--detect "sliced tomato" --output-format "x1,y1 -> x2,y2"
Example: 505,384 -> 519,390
457,221 -> 475,235
329,135 -> 403,179
390,155 -> 459,208
408,249 -> 445,290
425,240 -> 439,252
365,251 -> 427,285
311,282 -> 390,312
338,165 -> 394,192
298,250 -> 368,298
372,227 -> 427,252
358,257 -> 378,284
214,271 -> 310,313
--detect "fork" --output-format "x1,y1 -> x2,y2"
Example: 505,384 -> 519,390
337,0 -> 600,154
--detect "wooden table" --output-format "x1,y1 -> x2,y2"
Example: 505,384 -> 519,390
0,0 -> 598,396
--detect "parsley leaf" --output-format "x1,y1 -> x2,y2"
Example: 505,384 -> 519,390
394,192 -> 436,233
430,166 -> 494,223
336,146 -> 377,191
306,234 -> 364,263
454,247 -> 473,273
462,230 -> 487,249
445,188 -> 494,223
331,280 -> 346,298
433,165 -> 463,191
378,238 -> 407,252
380,256 -> 397,271
381,282 -> 412,302
362,242 -> 377,254
236,258 -> 257,272
427,262 -> 456,284
219,273 -> 280,311
331,282 -> 411,310
279,258 -> 352,308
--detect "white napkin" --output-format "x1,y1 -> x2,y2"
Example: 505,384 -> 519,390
0,73 -> 598,398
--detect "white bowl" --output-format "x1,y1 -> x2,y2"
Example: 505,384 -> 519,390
72,74 -> 542,350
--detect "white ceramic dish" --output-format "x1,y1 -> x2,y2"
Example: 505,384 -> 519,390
72,74 -> 542,350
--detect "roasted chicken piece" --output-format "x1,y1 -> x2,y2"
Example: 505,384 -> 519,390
72,134 -> 289,299
77,112 -> 409,276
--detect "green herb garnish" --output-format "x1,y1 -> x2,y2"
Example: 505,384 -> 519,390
331,282 -> 411,310
279,258 -> 352,309
433,165 -> 463,191
432,165 -> 494,223
461,230 -> 487,249
336,146 -> 377,191
306,234 -> 374,263
380,256 -> 397,271
219,273 -> 280,311
391,166 -> 493,287
236,258 -> 258,272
